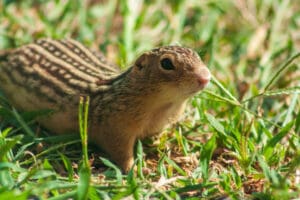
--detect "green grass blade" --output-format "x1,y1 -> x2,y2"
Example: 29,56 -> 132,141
263,121 -> 294,160
48,191 -> 77,200
100,157 -> 123,185
11,108 -> 35,137
78,167 -> 91,200
199,134 -> 216,182
136,140 -> 144,179
263,52 -> 300,92
77,96 -> 91,200
0,190 -> 29,200
60,153 -> 74,182
211,75 -> 240,104
205,113 -> 226,136
0,134 -> 23,161
242,86 -> 300,103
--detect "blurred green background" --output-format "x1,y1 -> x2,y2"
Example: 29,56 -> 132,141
0,0 -> 299,199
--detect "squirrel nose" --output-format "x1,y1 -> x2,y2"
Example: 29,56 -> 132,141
196,67 -> 211,86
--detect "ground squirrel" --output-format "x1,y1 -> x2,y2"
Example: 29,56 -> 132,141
0,39 -> 211,172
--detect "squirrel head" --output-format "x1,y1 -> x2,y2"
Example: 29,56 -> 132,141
131,46 -> 211,99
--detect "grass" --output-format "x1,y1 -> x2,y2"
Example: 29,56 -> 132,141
0,0 -> 300,199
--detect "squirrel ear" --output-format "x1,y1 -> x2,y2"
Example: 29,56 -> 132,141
134,53 -> 149,70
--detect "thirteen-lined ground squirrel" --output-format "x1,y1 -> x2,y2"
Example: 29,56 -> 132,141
0,39 -> 211,172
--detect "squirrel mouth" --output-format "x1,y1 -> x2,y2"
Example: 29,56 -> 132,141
188,79 -> 210,95
198,81 -> 210,90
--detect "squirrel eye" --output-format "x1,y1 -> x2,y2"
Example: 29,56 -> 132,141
160,58 -> 175,70
136,63 -> 143,70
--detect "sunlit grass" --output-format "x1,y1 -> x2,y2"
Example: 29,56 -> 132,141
0,0 -> 299,199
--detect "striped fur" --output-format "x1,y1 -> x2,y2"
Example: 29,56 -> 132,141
0,39 -> 120,103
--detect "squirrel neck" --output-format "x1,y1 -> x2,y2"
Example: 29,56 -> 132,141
90,67 -> 163,121
90,66 -> 186,131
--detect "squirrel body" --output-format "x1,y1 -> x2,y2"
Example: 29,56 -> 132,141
0,39 -> 211,171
